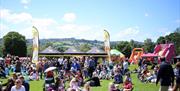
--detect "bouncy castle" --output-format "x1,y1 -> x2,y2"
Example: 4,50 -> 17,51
129,43 -> 175,64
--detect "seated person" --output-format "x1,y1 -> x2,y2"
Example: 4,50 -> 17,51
69,78 -> 81,91
122,77 -> 133,91
114,71 -> 123,84
29,70 -> 37,80
55,77 -> 65,91
108,82 -> 116,91
146,66 -> 158,83
45,71 -> 55,84
139,67 -> 151,82
85,72 -> 100,86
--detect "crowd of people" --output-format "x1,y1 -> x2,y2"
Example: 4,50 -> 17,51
0,54 -> 180,91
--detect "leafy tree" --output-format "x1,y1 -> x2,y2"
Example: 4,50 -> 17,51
40,42 -> 53,51
143,38 -> 155,53
79,43 -> 91,52
114,41 -> 132,57
130,39 -> 143,48
156,36 -> 166,44
3,31 -> 27,56
53,42 -> 68,52
156,27 -> 180,55
0,45 -> 3,57
27,45 -> 32,56
166,28 -> 180,55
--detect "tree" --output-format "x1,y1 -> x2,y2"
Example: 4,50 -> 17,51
143,38 -> 155,53
114,41 -> 132,57
27,45 -> 32,56
40,42 -> 53,51
166,28 -> 180,55
156,27 -> 180,55
0,45 -> 3,57
53,42 -> 68,52
3,31 -> 27,56
79,43 -> 91,52
156,36 -> 166,44
130,39 -> 143,48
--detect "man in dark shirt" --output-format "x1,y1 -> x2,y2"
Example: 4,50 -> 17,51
156,57 -> 174,91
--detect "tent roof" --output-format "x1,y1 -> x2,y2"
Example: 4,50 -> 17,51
39,47 -> 107,57
87,47 -> 105,53
64,47 -> 83,53
110,49 -> 125,57
40,46 -> 60,53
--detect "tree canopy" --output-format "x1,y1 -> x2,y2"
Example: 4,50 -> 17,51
3,31 -> 27,57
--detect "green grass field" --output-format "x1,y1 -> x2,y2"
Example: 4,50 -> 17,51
0,65 -> 160,91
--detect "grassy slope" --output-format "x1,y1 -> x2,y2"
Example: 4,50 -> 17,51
0,65 -> 160,91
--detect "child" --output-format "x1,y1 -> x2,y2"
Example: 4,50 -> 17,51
122,76 -> 133,91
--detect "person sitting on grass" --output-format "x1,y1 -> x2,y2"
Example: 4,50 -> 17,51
139,65 -> 151,82
146,65 -> 158,83
122,76 -> 133,91
69,77 -> 81,91
55,77 -> 65,91
82,82 -> 91,91
85,72 -> 101,87
114,69 -> 123,84
108,82 -> 116,91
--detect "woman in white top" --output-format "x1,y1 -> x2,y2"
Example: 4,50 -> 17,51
11,79 -> 25,91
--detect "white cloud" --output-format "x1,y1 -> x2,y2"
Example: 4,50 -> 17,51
164,31 -> 171,36
57,24 -> 103,40
0,24 -> 9,37
145,13 -> 149,17
114,26 -> 140,41
0,9 -> 32,24
21,0 -> 31,4
118,26 -> 139,36
62,13 -> 76,23
32,18 -> 56,27
0,9 -> 10,18
0,9 -> 104,40
157,28 -> 172,36
21,0 -> 31,9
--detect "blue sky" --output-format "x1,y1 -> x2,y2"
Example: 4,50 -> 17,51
0,0 -> 180,42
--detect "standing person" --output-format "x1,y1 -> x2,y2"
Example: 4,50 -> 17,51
123,59 -> 129,75
88,57 -> 95,78
173,62 -> 180,91
156,57 -> 174,91
11,79 -> 25,91
15,57 -> 21,73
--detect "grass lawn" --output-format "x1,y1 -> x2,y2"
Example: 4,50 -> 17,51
0,65 -> 160,91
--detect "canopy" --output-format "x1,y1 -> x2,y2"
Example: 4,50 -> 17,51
40,46 -> 60,53
64,47 -> 83,53
87,47 -> 105,53
44,67 -> 57,73
110,49 -> 125,57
